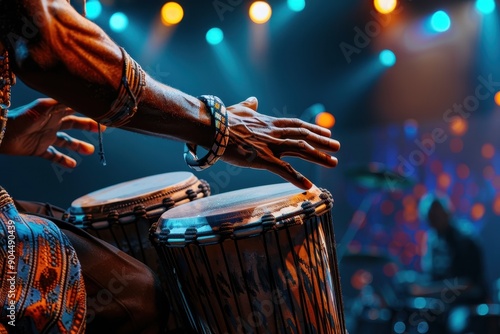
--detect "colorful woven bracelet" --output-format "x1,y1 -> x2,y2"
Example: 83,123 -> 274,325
184,95 -> 229,171
96,47 -> 146,127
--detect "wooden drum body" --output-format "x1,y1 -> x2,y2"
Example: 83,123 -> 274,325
150,183 -> 347,334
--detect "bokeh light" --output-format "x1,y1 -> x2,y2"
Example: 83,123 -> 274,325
86,0 -> 102,20
495,91 -> 500,106
450,117 -> 468,136
414,184 -> 427,198
483,165 -> 495,180
109,12 -> 129,32
287,0 -> 305,12
476,0 -> 496,14
315,112 -> 335,129
249,1 -> 272,24
438,173 -> 452,189
161,2 -> 184,26
383,263 -> 398,277
450,137 -> 464,153
457,163 -> 470,179
404,119 -> 418,138
482,143 -> 495,159
430,10 -> 451,33
374,0 -> 397,14
471,203 -> 486,221
206,27 -> 224,45
351,269 -> 373,290
379,49 -> 397,67
493,196 -> 500,215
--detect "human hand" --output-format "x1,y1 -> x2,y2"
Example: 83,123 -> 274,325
222,97 -> 340,190
0,98 -> 104,168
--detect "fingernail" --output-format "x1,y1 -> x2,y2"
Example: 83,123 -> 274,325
298,173 -> 313,189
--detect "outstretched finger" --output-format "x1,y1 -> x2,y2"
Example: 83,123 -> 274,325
273,118 -> 332,138
266,158 -> 313,190
54,132 -> 95,155
275,127 -> 340,152
277,139 -> 338,168
39,146 -> 77,168
60,115 -> 104,132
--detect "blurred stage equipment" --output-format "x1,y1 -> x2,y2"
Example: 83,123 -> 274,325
339,162 -> 414,261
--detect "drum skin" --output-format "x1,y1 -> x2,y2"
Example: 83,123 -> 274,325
151,183 -> 347,334
65,172 -> 210,264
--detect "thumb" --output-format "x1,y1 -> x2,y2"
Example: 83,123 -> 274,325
241,96 -> 258,111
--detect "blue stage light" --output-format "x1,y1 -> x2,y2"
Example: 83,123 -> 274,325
206,28 -> 224,45
476,0 -> 496,14
86,0 -> 102,20
109,12 -> 129,33
379,49 -> 396,67
430,10 -> 451,33
287,0 -> 305,12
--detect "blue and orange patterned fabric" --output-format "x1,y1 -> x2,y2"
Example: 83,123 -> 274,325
0,187 -> 86,333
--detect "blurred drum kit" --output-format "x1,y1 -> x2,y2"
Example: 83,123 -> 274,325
63,171 -> 347,333
341,163 -> 500,334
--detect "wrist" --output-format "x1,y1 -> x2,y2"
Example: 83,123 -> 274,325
184,95 -> 229,171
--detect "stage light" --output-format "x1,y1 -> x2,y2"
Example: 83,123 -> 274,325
404,119 -> 418,138
374,0 -> 397,15
430,10 -> 451,33
448,307 -> 468,333
482,143 -> 495,159
379,49 -> 396,67
495,91 -> 500,106
393,321 -> 406,334
476,0 -> 496,14
287,0 -> 305,12
450,117 -> 467,136
206,27 -> 224,45
315,112 -> 335,129
477,304 -> 489,316
249,1 -> 272,24
161,2 -> 184,26
86,0 -> 102,20
109,12 -> 128,32
471,203 -> 485,220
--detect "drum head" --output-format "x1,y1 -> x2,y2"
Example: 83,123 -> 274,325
153,183 -> 332,245
69,172 -> 202,216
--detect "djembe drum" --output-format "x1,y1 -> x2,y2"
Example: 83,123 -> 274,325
65,172 -> 210,267
150,183 -> 347,333
66,171 -> 210,331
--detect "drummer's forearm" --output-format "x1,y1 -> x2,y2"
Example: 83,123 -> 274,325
123,79 -> 213,147
10,0 -> 213,147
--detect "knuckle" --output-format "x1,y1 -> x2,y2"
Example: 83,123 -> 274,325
297,140 -> 307,149
298,127 -> 308,136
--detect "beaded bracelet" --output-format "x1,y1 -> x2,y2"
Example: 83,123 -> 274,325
0,49 -> 15,147
184,95 -> 229,171
96,47 -> 146,127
